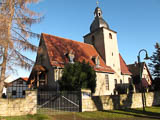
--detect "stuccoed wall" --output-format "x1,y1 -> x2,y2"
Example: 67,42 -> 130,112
82,90 -> 160,112
94,73 -> 115,96
0,90 -> 37,116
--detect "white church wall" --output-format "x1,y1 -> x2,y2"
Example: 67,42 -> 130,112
103,28 -> 121,77
93,72 -> 115,96
120,74 -> 131,84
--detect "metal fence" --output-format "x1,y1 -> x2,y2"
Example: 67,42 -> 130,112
37,90 -> 81,114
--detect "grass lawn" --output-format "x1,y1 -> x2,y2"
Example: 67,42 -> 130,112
51,106 -> 160,120
0,106 -> 160,120
0,114 -> 49,120
76,106 -> 160,120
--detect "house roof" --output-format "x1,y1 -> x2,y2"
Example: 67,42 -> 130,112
41,33 -> 115,73
136,78 -> 149,89
12,77 -> 28,82
21,77 -> 28,82
119,54 -> 132,75
5,77 -> 28,87
127,62 -> 153,81
127,62 -> 145,76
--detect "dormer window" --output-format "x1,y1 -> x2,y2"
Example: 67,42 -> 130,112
92,57 -> 96,63
91,56 -> 100,68
68,50 -> 75,64
96,56 -> 100,67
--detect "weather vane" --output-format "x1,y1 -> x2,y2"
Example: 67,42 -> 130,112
96,0 -> 99,7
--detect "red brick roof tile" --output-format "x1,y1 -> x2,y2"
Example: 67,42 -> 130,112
21,77 -> 28,81
119,54 -> 132,75
42,33 -> 114,73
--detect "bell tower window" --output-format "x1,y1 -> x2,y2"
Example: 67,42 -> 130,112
109,33 -> 112,39
91,36 -> 95,45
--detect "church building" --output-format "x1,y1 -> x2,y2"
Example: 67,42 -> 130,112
28,6 -> 132,95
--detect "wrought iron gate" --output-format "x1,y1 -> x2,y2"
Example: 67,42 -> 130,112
37,90 -> 81,114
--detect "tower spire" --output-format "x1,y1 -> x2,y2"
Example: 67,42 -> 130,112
90,2 -> 109,32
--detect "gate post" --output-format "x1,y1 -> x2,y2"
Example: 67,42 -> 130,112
79,90 -> 82,112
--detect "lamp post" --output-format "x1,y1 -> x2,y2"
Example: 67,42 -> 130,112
137,49 -> 150,112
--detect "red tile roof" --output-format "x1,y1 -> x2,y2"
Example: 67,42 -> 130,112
5,77 -> 28,86
21,77 -> 28,81
42,33 -> 114,73
119,54 -> 132,75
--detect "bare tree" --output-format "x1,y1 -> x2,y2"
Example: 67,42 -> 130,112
0,0 -> 42,96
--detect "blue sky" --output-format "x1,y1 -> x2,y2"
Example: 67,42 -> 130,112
15,0 -> 160,78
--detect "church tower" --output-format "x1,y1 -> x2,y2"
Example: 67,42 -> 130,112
84,7 -> 121,77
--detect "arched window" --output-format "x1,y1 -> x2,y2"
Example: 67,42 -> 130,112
109,33 -> 112,39
105,74 -> 109,90
120,79 -> 122,84
114,79 -> 117,85
128,78 -> 131,84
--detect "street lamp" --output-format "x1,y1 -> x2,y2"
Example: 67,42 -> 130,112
137,49 -> 150,112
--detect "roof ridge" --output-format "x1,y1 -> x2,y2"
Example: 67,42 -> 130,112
42,32 -> 95,48
21,77 -> 28,79
41,33 -> 115,73
119,54 -> 132,75
127,62 -> 145,66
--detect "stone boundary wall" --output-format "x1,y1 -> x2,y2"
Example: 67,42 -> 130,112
82,90 -> 160,112
0,90 -> 37,116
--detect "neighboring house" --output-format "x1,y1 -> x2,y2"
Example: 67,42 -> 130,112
127,62 -> 152,92
28,6 -> 132,95
4,75 -> 14,83
6,77 -> 29,98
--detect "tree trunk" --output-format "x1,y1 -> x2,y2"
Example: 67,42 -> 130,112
0,0 -> 14,97
0,47 -> 8,97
